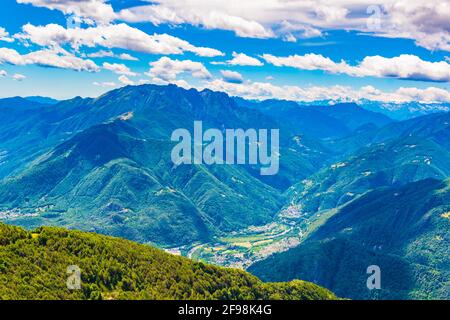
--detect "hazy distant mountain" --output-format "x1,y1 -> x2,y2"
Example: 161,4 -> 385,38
24,96 -> 60,105
235,99 -> 393,139
310,103 -> 393,130
236,96 -> 448,121
0,96 -> 48,109
325,111 -> 450,156
360,100 -> 450,120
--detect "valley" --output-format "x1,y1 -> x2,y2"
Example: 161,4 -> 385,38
167,205 -> 340,270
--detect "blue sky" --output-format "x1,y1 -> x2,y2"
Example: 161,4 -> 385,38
0,0 -> 449,103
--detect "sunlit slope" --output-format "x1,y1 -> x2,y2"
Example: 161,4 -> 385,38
0,223 -> 337,300
0,120 -> 284,246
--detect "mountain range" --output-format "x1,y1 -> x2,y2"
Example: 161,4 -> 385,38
0,84 -> 448,299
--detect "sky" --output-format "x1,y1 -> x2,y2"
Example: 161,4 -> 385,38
0,0 -> 449,104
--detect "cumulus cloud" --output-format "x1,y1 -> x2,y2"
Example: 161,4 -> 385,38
0,27 -> 14,42
118,75 -> 135,86
17,23 -> 224,57
0,70 -> 7,77
17,0 -> 116,24
86,50 -> 115,58
262,53 -> 450,82
118,4 -> 273,39
360,85 -> 450,104
357,55 -> 450,82
93,81 -> 116,87
103,62 -> 137,76
0,47 -> 100,72
146,57 -> 212,81
17,0 -> 450,51
223,52 -> 264,66
277,21 -> 323,41
374,1 -> 450,51
220,70 -> 244,83
262,53 -> 348,73
147,77 -> 191,89
118,53 -> 138,61
13,73 -> 26,81
136,0 -> 450,51
202,78 -> 450,104
124,1 -> 450,51
86,50 -> 139,61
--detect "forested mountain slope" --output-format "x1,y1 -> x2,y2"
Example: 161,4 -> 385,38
250,179 -> 450,300
0,223 -> 337,300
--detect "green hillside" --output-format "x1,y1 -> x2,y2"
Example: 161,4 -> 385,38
0,223 -> 336,300
235,99 -> 393,139
249,179 -> 450,300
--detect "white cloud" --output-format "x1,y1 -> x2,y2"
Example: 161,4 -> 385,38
282,34 -> 297,43
18,0 -> 450,51
216,52 -> 263,66
13,73 -> 26,81
262,53 -> 348,72
262,53 -> 450,82
122,1 -> 450,51
118,75 -> 135,86
87,50 -> 115,58
118,53 -> 138,61
359,85 -> 450,104
220,70 -> 244,83
17,0 -> 116,24
87,50 -> 139,61
103,62 -> 137,76
93,81 -> 116,87
118,5 -> 273,38
202,78 -> 450,104
277,21 -> 323,41
0,70 -> 7,77
146,57 -> 212,81
373,1 -> 450,52
0,27 -> 14,42
0,47 -> 100,72
358,55 -> 450,82
17,23 -> 224,57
